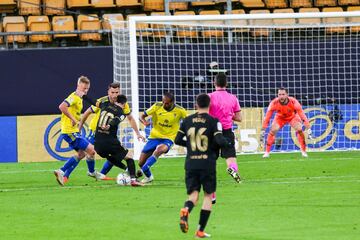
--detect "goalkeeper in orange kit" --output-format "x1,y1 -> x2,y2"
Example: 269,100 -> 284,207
261,87 -> 312,158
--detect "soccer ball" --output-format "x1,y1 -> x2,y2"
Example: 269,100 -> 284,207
116,173 -> 131,186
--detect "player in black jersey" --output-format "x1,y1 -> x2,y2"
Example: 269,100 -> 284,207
175,93 -> 229,238
94,92 -> 143,187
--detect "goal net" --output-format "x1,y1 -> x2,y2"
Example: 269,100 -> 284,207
111,11 -> 360,158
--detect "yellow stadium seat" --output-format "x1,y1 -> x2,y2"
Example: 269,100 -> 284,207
116,0 -> 142,7
52,16 -> 77,38
314,0 -> 337,7
91,0 -> 115,8
27,16 -> 52,42
150,12 -> 167,38
0,0 -> 16,13
77,14 -> 102,41
273,8 -> 296,28
43,0 -> 65,15
240,0 -> 265,8
67,0 -> 91,8
225,9 -> 249,33
102,14 -> 124,30
126,14 -> 152,37
298,8 -> 321,25
199,10 -> 224,38
174,11 -> 198,38
144,0 -> 164,11
290,0 -> 312,8
191,1 -> 215,6
3,16 -> 27,43
18,0 -> 41,15
249,9 -> 272,37
265,0 -> 288,8
0,24 -> 3,44
323,7 -> 346,34
348,6 -> 360,32
169,2 -> 188,11
339,0 -> 360,5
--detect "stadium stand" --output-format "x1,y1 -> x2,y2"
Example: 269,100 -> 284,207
126,14 -> 152,37
191,1 -> 216,6
298,7 -> 321,25
169,1 -> 188,10
91,0 -> 116,8
52,15 -> 77,39
27,15 -> 52,42
265,0 -> 288,8
77,14 -> 102,41
3,16 -> 27,43
199,10 -> 224,38
249,9 -> 272,37
173,10 -> 198,38
0,0 -> 16,13
115,0 -> 143,8
150,12 -> 167,38
273,8 -> 296,28
239,0 -> 265,8
0,24 -> 3,44
67,0 -> 91,8
314,0 -> 337,7
348,6 -> 360,32
102,14 -> 124,30
18,0 -> 41,15
43,0 -> 66,15
143,0 -> 165,11
322,7 -> 346,34
290,0 -> 313,8
225,9 -> 249,33
338,0 -> 360,5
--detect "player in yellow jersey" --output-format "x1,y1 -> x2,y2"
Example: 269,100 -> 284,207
79,83 -> 145,179
138,92 -> 187,183
53,76 -> 100,186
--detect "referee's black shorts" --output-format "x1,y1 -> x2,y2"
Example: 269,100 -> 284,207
95,139 -> 128,163
185,169 -> 216,195
221,129 -> 236,158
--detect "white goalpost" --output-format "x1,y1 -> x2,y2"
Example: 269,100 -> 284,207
111,11 -> 360,158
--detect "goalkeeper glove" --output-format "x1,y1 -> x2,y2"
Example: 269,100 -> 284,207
307,128 -> 313,140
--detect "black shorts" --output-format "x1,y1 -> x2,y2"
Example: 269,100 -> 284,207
221,129 -> 236,158
94,139 -> 128,163
185,169 -> 216,195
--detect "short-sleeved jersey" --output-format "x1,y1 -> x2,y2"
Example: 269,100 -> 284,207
95,101 -> 130,141
209,89 -> 241,130
89,96 -> 131,132
262,96 -> 309,129
88,96 -> 108,132
178,113 -> 223,171
61,92 -> 83,134
145,102 -> 187,141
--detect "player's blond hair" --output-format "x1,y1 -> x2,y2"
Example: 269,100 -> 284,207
77,76 -> 90,85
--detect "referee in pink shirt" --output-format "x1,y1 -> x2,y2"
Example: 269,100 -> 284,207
209,73 -> 242,184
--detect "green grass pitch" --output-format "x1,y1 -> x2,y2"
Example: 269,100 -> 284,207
0,152 -> 359,240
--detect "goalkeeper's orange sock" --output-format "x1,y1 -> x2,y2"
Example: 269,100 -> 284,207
266,132 -> 275,153
297,130 -> 306,152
